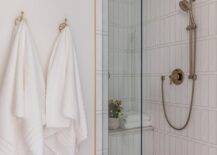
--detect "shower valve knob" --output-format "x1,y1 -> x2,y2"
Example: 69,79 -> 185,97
169,69 -> 184,85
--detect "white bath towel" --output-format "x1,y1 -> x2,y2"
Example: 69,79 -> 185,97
45,26 -> 87,155
0,21 -> 45,155
124,113 -> 151,129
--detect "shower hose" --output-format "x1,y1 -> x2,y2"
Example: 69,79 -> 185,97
160,29 -> 197,130
161,76 -> 196,130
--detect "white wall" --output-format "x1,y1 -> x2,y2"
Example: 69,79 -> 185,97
0,0 -> 94,155
143,0 -> 217,154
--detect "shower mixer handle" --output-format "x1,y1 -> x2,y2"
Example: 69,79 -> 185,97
169,74 -> 179,85
169,69 -> 184,85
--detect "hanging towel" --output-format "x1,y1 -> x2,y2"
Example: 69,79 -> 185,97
0,21 -> 45,155
45,26 -> 87,155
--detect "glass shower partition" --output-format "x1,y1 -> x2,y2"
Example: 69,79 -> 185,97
102,0 -> 145,154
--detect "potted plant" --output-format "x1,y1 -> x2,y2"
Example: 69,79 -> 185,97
108,99 -> 124,130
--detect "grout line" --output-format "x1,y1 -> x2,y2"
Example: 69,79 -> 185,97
144,34 -> 217,51
154,129 -> 217,148
143,100 -> 217,114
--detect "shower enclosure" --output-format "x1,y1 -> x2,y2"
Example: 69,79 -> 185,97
101,0 -> 217,154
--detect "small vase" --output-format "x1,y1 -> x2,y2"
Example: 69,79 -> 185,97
109,118 -> 120,130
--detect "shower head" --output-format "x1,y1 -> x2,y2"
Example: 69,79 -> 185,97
179,0 -> 197,29
179,0 -> 191,12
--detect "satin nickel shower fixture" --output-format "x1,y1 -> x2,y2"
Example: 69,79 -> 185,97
179,0 -> 197,31
161,0 -> 197,130
169,69 -> 184,85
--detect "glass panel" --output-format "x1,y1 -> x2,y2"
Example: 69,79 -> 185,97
102,0 -> 142,154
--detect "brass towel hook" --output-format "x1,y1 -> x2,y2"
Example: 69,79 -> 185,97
15,11 -> 24,25
59,18 -> 68,32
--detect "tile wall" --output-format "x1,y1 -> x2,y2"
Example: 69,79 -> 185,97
96,0 -> 151,154
108,0 -> 142,113
109,127 -> 154,155
143,0 -> 217,154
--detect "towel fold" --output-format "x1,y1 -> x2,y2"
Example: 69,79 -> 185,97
0,21 -> 45,155
124,113 -> 151,129
45,26 -> 87,155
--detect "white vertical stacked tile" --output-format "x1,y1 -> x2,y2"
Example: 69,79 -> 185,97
96,0 -> 153,154
108,0 -> 142,113
143,0 -> 217,154
109,127 -> 154,155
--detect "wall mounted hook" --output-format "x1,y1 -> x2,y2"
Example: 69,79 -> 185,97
15,11 -> 25,25
59,18 -> 68,32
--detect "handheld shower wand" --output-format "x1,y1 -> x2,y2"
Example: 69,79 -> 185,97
161,0 -> 197,130
179,0 -> 197,31
179,0 -> 197,78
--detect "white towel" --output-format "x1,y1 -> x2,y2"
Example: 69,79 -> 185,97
124,113 -> 151,129
45,26 -> 87,155
0,21 -> 45,155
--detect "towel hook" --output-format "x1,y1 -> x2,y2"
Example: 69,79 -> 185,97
15,11 -> 24,25
59,18 -> 68,32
